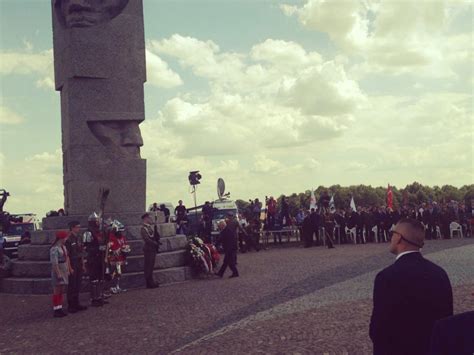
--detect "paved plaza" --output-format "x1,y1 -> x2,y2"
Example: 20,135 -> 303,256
1,238 -> 473,354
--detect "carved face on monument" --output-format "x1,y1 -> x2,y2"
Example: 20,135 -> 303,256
89,121 -> 143,159
55,0 -> 129,28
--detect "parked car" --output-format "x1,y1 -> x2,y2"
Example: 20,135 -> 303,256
2,215 -> 38,258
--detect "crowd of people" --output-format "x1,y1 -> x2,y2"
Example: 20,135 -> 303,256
240,194 -> 472,249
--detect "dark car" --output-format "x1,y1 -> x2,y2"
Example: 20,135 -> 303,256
3,223 -> 36,258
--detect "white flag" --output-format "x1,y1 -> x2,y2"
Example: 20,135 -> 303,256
310,190 -> 317,210
350,196 -> 356,212
329,195 -> 336,213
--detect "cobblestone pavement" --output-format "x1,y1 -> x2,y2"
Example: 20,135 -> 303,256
0,238 -> 473,354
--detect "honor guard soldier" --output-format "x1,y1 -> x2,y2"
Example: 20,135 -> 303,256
83,212 -> 108,306
107,220 -> 130,294
65,221 -> 87,313
141,213 -> 160,288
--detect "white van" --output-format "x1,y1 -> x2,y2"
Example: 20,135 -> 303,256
210,199 -> 239,237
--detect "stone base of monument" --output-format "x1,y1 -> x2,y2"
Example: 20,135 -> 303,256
0,217 -> 193,295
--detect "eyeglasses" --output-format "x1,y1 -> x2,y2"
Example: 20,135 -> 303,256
389,230 -> 423,248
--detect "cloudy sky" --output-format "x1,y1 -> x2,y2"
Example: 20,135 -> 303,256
0,0 -> 472,217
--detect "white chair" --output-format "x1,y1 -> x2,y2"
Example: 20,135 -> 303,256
450,222 -> 463,238
345,226 -> 357,244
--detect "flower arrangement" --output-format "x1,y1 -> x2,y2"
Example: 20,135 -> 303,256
187,236 -> 220,275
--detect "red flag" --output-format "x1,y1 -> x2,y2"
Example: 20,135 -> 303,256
387,184 -> 393,209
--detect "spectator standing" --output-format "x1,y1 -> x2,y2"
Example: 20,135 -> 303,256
369,218 -> 453,355
280,196 -> 290,226
175,200 -> 187,235
159,204 -> 170,223
266,196 -> 277,229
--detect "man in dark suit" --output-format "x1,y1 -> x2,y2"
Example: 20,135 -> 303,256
370,218 -> 453,355
216,214 -> 242,278
430,310 -> 474,355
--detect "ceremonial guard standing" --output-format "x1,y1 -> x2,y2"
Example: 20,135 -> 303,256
141,213 -> 160,288
65,221 -> 87,313
107,220 -> 130,294
83,212 -> 107,306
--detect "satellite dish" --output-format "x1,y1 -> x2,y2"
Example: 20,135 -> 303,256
217,178 -> 225,199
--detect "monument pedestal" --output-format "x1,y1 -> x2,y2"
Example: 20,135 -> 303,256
0,219 -> 192,295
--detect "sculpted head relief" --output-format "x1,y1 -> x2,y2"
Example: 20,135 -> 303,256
55,0 -> 129,28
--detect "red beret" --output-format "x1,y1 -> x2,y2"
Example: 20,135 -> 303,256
56,230 -> 69,239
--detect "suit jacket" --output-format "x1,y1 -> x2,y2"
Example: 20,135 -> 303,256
370,252 -> 453,355
430,311 -> 474,355
220,220 -> 239,252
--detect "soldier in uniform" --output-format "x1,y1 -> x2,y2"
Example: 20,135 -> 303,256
65,220 -> 87,313
140,213 -> 159,288
83,212 -> 108,306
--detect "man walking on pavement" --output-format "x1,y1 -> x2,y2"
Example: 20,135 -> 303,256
216,213 -> 244,278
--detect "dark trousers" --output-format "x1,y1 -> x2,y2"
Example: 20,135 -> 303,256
144,249 -> 157,286
67,263 -> 83,308
356,226 -> 364,243
218,250 -> 238,276
303,230 -> 313,247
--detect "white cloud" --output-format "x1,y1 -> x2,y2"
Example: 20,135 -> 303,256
282,0 -> 472,78
0,150 -> 63,217
0,105 -> 25,125
253,154 -> 283,173
0,47 -> 54,88
145,49 -> 183,88
146,35 -> 366,158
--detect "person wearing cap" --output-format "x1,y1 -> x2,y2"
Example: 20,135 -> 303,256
369,218 -> 453,355
108,220 -> 130,294
141,213 -> 159,288
65,221 -> 87,313
50,230 -> 72,318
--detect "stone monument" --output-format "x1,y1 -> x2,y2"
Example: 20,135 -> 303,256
52,0 -> 146,216
0,0 -> 193,294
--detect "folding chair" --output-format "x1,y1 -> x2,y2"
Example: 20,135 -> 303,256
449,222 -> 463,238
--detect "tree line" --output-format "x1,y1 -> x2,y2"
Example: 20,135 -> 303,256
236,182 -> 474,217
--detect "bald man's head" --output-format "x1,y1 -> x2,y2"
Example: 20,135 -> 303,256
390,218 -> 425,255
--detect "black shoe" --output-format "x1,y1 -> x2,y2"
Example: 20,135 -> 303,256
68,307 -> 78,314
54,309 -> 67,318
146,283 -> 159,289
76,304 -> 88,311
214,272 -> 223,278
229,274 -> 239,278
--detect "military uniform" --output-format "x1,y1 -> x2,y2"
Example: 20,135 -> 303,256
141,222 -> 159,288
65,230 -> 87,311
83,218 -> 107,306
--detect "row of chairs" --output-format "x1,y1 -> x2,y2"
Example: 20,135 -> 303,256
343,221 -> 465,244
